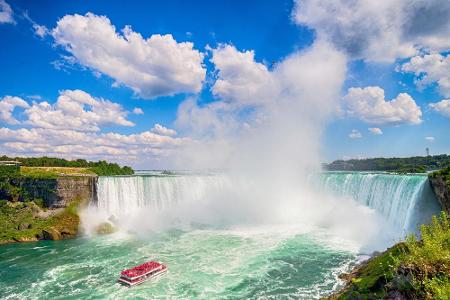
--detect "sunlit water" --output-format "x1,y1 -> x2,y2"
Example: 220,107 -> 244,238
0,172 -> 440,299
0,227 -> 357,299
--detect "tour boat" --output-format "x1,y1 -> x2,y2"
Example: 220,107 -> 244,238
118,261 -> 167,287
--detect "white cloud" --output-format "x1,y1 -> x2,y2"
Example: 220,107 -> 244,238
349,129 -> 362,139
400,53 -> 450,97
429,99 -> 450,118
344,86 -> 422,125
0,90 -> 183,167
151,123 -> 177,136
0,0 -> 14,24
293,0 -> 450,62
0,96 -> 29,124
368,127 -> 383,135
52,12 -> 206,99
24,89 -> 134,131
23,11 -> 49,38
425,136 -> 435,142
211,44 -> 276,107
0,127 -> 186,165
132,107 -> 144,115
33,23 -> 49,38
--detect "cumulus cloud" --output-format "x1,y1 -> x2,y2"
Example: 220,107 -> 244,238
368,127 -> 383,135
0,0 -> 14,24
24,89 -> 134,131
0,127 -> 186,165
349,129 -> 362,139
425,136 -> 435,142
293,0 -> 450,62
211,44 -> 276,107
151,123 -> 177,136
0,91 -> 182,166
0,96 -> 29,124
132,107 -> 144,115
344,86 -> 422,125
52,12 -> 206,99
400,53 -> 450,97
429,99 -> 450,118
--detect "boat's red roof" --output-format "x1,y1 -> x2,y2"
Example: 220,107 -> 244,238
121,261 -> 162,278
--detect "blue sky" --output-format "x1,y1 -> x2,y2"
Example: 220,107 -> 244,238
0,0 -> 449,167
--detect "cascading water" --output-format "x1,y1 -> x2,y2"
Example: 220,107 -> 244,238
90,171 -> 440,238
95,173 -> 230,216
310,172 -> 441,235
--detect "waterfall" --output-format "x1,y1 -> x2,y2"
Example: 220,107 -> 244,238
310,172 -> 441,234
95,173 -> 230,216
89,171 -> 441,237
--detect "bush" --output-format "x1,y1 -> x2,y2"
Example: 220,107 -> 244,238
0,164 -> 19,177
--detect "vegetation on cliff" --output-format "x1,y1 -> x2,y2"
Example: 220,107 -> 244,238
326,154 -> 450,173
0,199 -> 81,243
430,165 -> 450,190
329,212 -> 450,299
0,155 -> 134,176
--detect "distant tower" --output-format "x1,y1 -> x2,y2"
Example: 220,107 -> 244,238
426,147 -> 430,156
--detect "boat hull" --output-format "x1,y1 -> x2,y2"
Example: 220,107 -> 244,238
118,268 -> 167,287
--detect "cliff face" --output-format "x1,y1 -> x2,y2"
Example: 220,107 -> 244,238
429,176 -> 450,214
16,176 -> 97,208
0,176 -> 98,244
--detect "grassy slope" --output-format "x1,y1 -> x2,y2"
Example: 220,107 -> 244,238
329,212 -> 450,299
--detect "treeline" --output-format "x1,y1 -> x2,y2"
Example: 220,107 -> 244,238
0,155 -> 134,176
326,154 -> 450,173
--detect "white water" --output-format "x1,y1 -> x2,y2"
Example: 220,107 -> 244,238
85,171 -> 440,245
310,172 -> 441,235
95,173 -> 229,215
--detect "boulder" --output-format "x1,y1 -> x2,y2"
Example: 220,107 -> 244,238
60,227 -> 76,237
42,227 -> 62,240
95,222 -> 117,235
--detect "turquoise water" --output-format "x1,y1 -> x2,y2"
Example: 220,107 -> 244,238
0,227 -> 356,299
0,172 -> 440,299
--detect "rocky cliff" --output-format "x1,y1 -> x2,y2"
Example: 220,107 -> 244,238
10,176 -> 97,208
0,175 -> 98,244
429,175 -> 450,214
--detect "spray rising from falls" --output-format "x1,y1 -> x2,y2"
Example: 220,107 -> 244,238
84,171 -> 440,247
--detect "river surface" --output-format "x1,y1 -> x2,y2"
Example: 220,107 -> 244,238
0,172 -> 441,299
